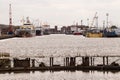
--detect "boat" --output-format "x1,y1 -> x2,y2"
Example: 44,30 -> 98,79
73,32 -> 82,35
35,27 -> 42,36
103,28 -> 117,37
15,17 -> 36,37
114,28 -> 120,37
86,32 -> 103,38
73,30 -> 83,35
85,29 -> 103,38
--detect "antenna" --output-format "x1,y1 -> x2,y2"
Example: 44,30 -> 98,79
8,4 -> 13,35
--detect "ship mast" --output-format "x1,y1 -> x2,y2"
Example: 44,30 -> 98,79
8,4 -> 13,35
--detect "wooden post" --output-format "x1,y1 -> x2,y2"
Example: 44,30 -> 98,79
70,57 -> 76,66
64,58 -> 66,66
74,57 -> 76,66
52,57 -> 53,66
93,57 -> 94,66
66,57 -> 69,66
32,59 -> 35,67
82,57 -> 84,66
50,57 -> 52,67
103,56 -> 105,66
106,56 -> 108,65
91,57 -> 92,66
50,57 -> 51,67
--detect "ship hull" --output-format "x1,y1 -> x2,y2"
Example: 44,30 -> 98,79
86,32 -> 103,38
15,29 -> 36,37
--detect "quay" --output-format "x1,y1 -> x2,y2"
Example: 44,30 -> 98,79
0,55 -> 120,72
0,35 -> 15,40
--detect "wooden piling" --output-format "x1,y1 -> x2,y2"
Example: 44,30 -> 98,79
64,58 -> 66,66
66,57 -> 69,66
91,57 -> 92,66
50,57 -> 54,67
32,59 -> 35,67
106,56 -> 108,65
103,56 -> 105,66
93,57 -> 94,66
70,57 -> 76,66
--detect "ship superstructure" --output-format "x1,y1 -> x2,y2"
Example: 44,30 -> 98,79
15,17 -> 36,37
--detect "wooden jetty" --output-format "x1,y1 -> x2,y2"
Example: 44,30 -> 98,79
0,55 -> 120,72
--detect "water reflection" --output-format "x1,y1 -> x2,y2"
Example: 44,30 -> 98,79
0,71 -> 120,80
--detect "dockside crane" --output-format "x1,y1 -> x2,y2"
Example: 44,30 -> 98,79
8,4 -> 14,35
90,12 -> 98,29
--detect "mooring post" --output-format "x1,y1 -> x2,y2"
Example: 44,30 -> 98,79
70,57 -> 76,66
74,57 -> 76,66
32,59 -> 35,67
68,57 -> 70,66
106,56 -> 108,65
82,56 -> 89,66
93,57 -> 94,66
103,56 -> 105,66
64,58 -> 66,66
91,57 -> 92,66
66,57 -> 69,66
52,57 -> 54,66
65,57 -> 67,66
70,57 -> 72,66
50,57 -> 51,67
82,57 -> 85,66
50,57 -> 52,67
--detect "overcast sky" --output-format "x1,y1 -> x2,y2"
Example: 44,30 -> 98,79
0,0 -> 120,27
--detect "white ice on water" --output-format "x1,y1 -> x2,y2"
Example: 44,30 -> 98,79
0,34 -> 120,57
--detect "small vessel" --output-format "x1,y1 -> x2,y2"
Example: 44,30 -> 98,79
85,29 -> 103,38
15,17 -> 36,37
35,27 -> 42,36
114,28 -> 120,37
103,28 -> 117,37
73,32 -> 82,35
73,30 -> 83,35
86,32 -> 103,38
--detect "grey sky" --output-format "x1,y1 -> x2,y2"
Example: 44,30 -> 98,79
0,0 -> 120,27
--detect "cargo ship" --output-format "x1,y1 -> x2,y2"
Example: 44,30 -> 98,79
15,17 -> 36,37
